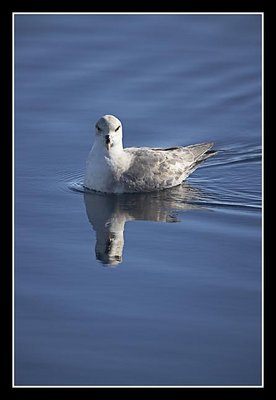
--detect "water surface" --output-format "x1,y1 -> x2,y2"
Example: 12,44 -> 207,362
15,14 -> 262,386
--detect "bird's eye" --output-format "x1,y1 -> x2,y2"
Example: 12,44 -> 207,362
96,125 -> 102,132
115,125 -> 120,132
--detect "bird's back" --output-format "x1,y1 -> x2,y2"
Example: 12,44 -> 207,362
120,143 -> 215,192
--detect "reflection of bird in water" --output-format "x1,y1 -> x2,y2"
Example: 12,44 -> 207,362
84,183 -> 204,266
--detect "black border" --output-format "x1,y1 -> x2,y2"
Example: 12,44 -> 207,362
2,1 -> 13,396
1,0 -> 268,13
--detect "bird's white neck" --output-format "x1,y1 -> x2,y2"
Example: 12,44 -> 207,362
92,136 -> 124,158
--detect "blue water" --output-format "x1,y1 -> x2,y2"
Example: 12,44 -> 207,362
15,14 -> 262,386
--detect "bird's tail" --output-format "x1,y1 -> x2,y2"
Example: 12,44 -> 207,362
198,149 -> 217,162
184,143 -> 217,177
186,142 -> 217,162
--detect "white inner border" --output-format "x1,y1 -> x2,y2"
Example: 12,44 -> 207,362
12,11 -> 264,389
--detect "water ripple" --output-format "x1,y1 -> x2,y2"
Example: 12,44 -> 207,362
63,143 -> 261,213
202,143 -> 261,168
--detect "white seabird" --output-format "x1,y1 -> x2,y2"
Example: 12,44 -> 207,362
84,115 -> 216,193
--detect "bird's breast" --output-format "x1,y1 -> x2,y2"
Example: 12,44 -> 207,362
84,147 -> 132,193
84,150 -> 114,192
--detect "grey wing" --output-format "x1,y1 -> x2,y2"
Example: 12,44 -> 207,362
121,143 -> 215,192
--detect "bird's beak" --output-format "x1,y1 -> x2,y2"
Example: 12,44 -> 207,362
105,135 -> 112,151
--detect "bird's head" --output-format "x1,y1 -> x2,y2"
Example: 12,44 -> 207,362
95,115 -> 123,151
